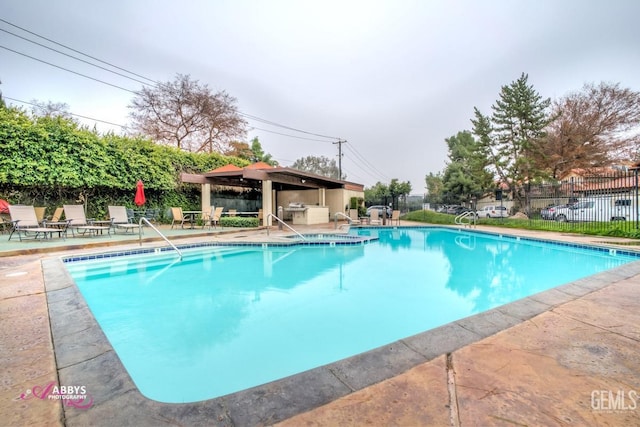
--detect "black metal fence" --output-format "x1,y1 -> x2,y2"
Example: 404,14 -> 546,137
520,170 -> 639,233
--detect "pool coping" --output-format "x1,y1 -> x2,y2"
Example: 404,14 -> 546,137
43,226 -> 640,426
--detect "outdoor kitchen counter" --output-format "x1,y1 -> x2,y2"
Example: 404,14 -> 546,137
286,206 -> 330,225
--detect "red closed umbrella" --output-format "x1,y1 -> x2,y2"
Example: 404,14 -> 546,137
134,181 -> 146,207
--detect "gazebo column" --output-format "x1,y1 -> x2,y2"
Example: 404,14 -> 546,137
318,188 -> 326,206
262,180 -> 273,226
201,183 -> 211,212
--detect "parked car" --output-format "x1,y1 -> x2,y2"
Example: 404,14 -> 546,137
555,197 -> 637,222
540,204 -> 556,220
543,204 -> 571,220
366,205 -> 392,218
452,206 -> 474,215
476,205 -> 508,218
445,205 -> 462,214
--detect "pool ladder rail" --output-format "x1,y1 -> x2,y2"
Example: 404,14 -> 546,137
138,217 -> 183,259
333,212 -> 356,230
454,210 -> 477,228
266,213 -> 306,240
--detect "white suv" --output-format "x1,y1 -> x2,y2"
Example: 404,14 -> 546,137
476,205 -> 508,218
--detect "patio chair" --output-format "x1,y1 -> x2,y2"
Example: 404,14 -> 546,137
170,207 -> 192,229
348,209 -> 361,225
390,210 -> 400,226
203,206 -> 224,229
213,207 -> 224,227
228,209 -> 237,217
8,205 -> 67,241
63,205 -> 111,237
108,206 -> 143,234
145,208 -> 160,224
369,209 -> 381,225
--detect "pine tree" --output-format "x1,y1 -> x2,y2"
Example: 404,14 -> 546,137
472,73 -> 551,205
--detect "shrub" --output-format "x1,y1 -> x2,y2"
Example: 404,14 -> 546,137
219,216 -> 259,228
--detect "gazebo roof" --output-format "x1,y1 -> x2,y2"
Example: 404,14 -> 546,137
243,161 -> 274,170
207,164 -> 243,173
182,162 -> 363,191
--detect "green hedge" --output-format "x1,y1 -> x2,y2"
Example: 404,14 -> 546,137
219,217 -> 260,228
0,107 -> 250,219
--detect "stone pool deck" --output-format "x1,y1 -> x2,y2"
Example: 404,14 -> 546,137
1,222 -> 639,426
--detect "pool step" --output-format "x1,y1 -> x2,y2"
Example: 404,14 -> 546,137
65,246 -> 255,279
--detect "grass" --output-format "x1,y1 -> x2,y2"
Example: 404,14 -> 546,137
402,210 -> 640,240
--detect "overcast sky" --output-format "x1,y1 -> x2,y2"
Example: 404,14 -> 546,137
2,0 -> 640,193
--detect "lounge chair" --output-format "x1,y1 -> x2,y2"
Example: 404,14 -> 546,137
49,207 -> 64,222
34,207 -> 46,223
390,210 -> 400,225
0,215 -> 10,234
108,206 -> 143,234
63,205 -> 111,237
228,209 -> 237,217
8,205 -> 67,241
171,207 -> 193,229
369,209 -> 381,225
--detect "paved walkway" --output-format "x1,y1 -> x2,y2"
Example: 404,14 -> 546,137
1,222 -> 639,426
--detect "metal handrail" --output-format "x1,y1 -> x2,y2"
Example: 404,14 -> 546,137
139,217 -> 183,259
454,210 -> 476,227
266,213 -> 306,240
334,212 -> 351,229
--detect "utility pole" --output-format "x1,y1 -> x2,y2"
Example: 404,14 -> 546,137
333,139 -> 345,179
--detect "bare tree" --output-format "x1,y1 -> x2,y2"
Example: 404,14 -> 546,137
29,99 -> 72,119
129,74 -> 247,153
541,82 -> 640,178
291,155 -> 343,179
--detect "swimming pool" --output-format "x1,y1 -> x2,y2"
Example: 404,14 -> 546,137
63,227 -> 639,403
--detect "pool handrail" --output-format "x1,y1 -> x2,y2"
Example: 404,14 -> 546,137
139,217 -> 183,259
334,212 -> 351,229
454,210 -> 476,227
266,213 -> 306,240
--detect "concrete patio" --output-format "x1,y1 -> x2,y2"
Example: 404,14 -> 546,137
1,222 -> 639,426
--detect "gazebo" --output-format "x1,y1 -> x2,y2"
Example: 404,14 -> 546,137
181,162 -> 364,225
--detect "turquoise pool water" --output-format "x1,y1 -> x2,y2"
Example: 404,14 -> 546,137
64,227 -> 639,403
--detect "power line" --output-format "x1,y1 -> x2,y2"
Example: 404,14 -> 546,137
249,126 -> 335,142
344,143 -> 391,182
5,96 -> 129,129
0,18 -> 157,85
240,112 -> 341,140
0,45 -> 138,93
0,19 -> 345,145
342,151 -> 387,182
0,27 -> 153,87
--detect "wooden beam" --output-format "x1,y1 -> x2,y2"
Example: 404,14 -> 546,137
180,173 -> 210,184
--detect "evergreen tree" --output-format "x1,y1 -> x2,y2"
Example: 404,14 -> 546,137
472,73 -> 551,205
441,131 -> 493,205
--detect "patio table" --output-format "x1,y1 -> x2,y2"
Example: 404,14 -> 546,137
182,211 -> 202,229
41,220 -> 71,239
